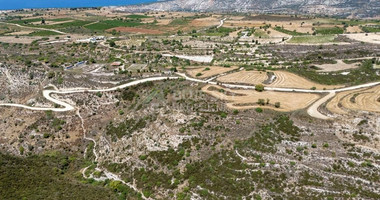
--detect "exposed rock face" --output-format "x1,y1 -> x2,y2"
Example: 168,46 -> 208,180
111,0 -> 380,18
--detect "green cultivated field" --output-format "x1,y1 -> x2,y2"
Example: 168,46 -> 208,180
361,26 -> 380,33
28,30 -> 62,36
85,20 -> 143,31
274,26 -> 308,36
315,27 -> 344,35
126,14 -> 152,19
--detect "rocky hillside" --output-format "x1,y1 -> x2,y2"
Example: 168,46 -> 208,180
112,0 -> 380,18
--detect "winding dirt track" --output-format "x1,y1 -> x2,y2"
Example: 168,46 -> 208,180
0,77 -> 178,112
0,22 -> 67,35
0,73 -> 379,120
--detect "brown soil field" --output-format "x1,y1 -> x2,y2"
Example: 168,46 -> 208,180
223,20 -> 314,34
244,14 -> 309,22
327,86 -> 380,114
217,70 -> 343,90
346,26 -> 363,33
315,60 -> 360,72
270,71 -> 342,89
155,19 -> 172,25
106,27 -> 164,34
267,28 -> 290,38
190,17 -> 220,27
229,30 -> 240,37
202,85 -> 321,112
187,66 -> 238,79
217,70 -> 268,85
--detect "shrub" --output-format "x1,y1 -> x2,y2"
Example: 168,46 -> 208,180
96,92 -> 102,97
255,107 -> 263,113
257,99 -> 265,106
255,84 -> 264,92
275,102 -> 281,108
220,112 -> 227,118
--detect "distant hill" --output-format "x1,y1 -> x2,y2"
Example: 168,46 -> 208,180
112,0 -> 380,18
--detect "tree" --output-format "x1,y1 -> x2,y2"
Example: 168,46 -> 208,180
255,84 -> 264,92
111,29 -> 117,36
275,102 -> 281,108
109,41 -> 116,47
47,71 -> 55,79
257,99 -> 265,106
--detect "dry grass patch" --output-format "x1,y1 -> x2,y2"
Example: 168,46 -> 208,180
0,36 -> 41,44
346,26 -> 363,33
190,17 -> 220,27
6,30 -> 34,35
187,66 -> 238,79
217,70 -> 268,85
327,86 -> 380,114
344,33 -> 380,44
315,60 -> 359,72
202,85 -> 320,112
270,71 -> 343,90
218,70 -> 342,90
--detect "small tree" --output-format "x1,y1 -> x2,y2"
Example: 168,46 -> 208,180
275,102 -> 281,108
255,84 -> 264,92
255,107 -> 263,113
109,41 -> 116,47
258,99 -> 265,106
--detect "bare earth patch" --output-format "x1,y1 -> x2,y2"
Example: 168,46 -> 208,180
0,36 -> 41,44
344,33 -> 380,44
190,17 -> 220,27
346,26 -> 363,33
187,66 -> 238,79
6,30 -> 34,35
315,60 -> 360,72
202,85 -> 321,112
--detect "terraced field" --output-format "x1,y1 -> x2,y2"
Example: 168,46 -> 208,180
216,70 -> 268,85
202,85 -> 320,111
217,70 -> 343,90
327,85 -> 380,114
187,66 -> 238,79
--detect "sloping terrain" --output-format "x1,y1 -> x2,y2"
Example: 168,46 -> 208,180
114,0 -> 380,18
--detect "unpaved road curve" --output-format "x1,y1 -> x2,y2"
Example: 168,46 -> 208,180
0,76 -> 178,112
1,72 -> 379,120
0,22 -> 67,35
307,92 -> 336,120
176,72 -> 380,119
